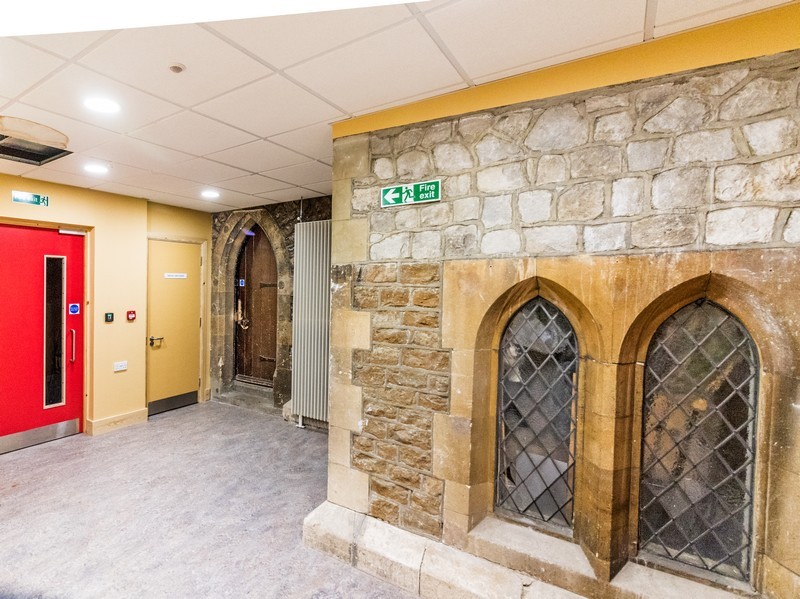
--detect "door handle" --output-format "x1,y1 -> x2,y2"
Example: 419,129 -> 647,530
70,329 -> 76,363
149,336 -> 164,347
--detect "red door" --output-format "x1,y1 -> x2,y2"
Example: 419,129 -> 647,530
0,224 -> 84,450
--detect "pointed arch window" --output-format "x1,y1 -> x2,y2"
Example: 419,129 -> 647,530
496,297 -> 578,530
639,299 -> 758,581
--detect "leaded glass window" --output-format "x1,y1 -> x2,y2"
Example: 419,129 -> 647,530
496,297 -> 578,529
639,299 -> 758,581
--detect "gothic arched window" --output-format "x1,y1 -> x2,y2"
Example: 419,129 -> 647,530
639,299 -> 758,581
496,297 -> 578,530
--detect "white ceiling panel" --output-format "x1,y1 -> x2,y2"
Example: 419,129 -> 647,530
36,151 -> 148,180
19,65 -> 181,134
352,81 -> 467,115
287,19 -> 463,113
88,137 -> 192,171
217,175 -> 289,195
206,140 -> 308,173
79,25 -> 273,107
263,161 -> 332,186
304,180 -> 333,196
18,30 -> 110,59
258,187 -> 312,203
114,171 -> 198,194
0,161 -> 38,176
155,158 -> 249,184
22,166 -> 104,189
1,103 -> 118,152
654,0 -> 790,37
130,111 -> 257,156
206,5 -> 411,70
196,74 -> 344,137
426,0 -> 646,81
0,39 -> 65,98
183,185 -> 265,209
268,121 -> 334,163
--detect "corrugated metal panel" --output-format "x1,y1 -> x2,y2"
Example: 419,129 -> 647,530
291,220 -> 331,422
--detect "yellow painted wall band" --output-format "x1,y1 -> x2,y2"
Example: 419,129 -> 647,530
332,3 -> 800,138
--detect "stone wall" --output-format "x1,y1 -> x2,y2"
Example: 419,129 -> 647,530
323,50 -> 800,597
211,196 -> 331,406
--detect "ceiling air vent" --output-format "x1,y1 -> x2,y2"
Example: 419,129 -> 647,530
0,116 -> 71,165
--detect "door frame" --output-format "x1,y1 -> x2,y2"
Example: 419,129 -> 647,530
146,234 -> 208,408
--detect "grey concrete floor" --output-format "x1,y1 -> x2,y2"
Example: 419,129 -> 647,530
0,401 -> 413,599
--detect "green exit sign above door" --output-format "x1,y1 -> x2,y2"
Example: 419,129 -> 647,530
12,190 -> 49,206
380,179 -> 441,208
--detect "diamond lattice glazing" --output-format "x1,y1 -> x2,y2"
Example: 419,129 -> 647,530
496,297 -> 578,529
640,299 -> 758,581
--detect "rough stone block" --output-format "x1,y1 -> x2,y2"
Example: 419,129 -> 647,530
458,113 -> 493,143
706,207 -> 778,246
644,97 -> 711,133
525,104 -> 588,151
420,203 -> 452,227
398,150 -> 433,180
611,177 -> 645,217
626,138 -> 670,172
495,109 -> 534,138
523,225 -> 578,254
412,231 -> 443,260
672,129 -> 739,164
354,516 -> 429,593
743,116 -> 799,156
719,77 -> 796,120
420,541 -> 525,599
784,210 -> 800,243
481,229 -> 521,254
433,142 -> 474,173
536,154 -> 567,184
557,181 -> 605,221
453,196 -> 481,222
715,154 -> 800,203
395,129 -> 424,153
569,145 -> 622,178
482,194 -> 513,228
445,174 -> 471,198
594,111 -> 634,142
585,92 -> 629,112
477,162 -> 527,192
421,123 -> 452,148
651,167 -> 709,209
395,207 -> 420,229
687,68 -> 748,96
518,190 -> 552,224
444,224 -> 479,257
476,135 -> 522,165
371,232 -> 411,260
584,223 -> 627,252
631,214 -> 698,248
372,157 -> 395,180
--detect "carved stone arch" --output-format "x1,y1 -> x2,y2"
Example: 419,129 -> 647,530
211,210 -> 293,406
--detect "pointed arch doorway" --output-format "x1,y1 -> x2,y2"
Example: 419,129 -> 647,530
235,225 -> 278,387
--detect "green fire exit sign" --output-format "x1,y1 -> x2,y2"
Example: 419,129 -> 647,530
12,191 -> 49,206
380,180 -> 441,208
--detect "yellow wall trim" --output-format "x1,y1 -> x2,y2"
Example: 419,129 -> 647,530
332,3 -> 800,138
85,408 -> 148,436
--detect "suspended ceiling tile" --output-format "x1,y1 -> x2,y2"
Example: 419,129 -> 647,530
195,74 -> 344,137
258,187 -> 309,203
154,157 -> 249,184
130,111 -> 257,156
22,167 -> 104,190
19,65 -> 181,134
148,195 -> 238,212
114,171 -> 199,194
413,0 -> 458,12
268,121 -> 333,162
206,5 -> 411,70
79,24 -> 273,107
262,161 -> 332,186
1,103 -> 117,153
425,0 -> 646,82
17,30 -> 110,59
183,184 -> 265,209
89,137 -> 192,171
0,38 -> 65,98
654,0 -> 790,37
303,180 -> 333,196
35,151 -> 149,181
287,19 -> 463,114
206,139 -> 308,173
217,174 -> 289,195
0,160 -> 38,176
351,81 -> 467,115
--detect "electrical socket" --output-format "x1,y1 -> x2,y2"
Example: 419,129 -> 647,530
113,361 -> 127,372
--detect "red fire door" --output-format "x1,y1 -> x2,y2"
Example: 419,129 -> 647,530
0,224 -> 84,453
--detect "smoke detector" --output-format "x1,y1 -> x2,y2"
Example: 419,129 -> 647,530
0,116 -> 71,165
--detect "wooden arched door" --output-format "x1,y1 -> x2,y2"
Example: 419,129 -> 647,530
234,226 -> 278,386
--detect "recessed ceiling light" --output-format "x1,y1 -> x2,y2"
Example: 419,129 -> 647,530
84,163 -> 108,174
201,189 -> 220,199
83,97 -> 120,114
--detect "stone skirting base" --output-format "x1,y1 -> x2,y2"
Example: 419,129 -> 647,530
303,501 -> 746,599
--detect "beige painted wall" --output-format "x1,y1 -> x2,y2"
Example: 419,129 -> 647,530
0,173 -> 212,433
